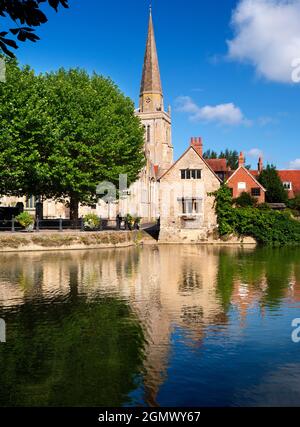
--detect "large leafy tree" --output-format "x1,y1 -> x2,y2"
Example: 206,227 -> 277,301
0,61 -> 145,221
0,0 -> 69,57
0,58 -> 54,198
42,68 -> 145,220
258,164 -> 288,203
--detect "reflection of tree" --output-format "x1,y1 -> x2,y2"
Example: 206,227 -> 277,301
216,247 -> 300,313
0,297 -> 144,407
260,248 -> 295,308
216,250 -> 236,311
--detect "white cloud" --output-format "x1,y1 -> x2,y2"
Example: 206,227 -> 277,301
175,96 -> 249,126
289,159 -> 300,169
227,0 -> 300,83
248,148 -> 263,158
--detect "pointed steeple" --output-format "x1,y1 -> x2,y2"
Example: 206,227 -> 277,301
139,8 -> 163,112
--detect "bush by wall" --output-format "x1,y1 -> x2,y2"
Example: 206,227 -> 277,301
211,186 -> 300,246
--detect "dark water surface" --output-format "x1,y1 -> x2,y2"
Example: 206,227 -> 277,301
0,245 -> 299,407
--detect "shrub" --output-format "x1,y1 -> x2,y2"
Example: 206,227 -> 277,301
258,203 -> 271,211
211,185 -> 300,246
234,192 -> 256,207
16,212 -> 34,228
83,214 -> 101,230
288,195 -> 300,216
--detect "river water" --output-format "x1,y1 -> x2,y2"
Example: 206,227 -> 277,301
0,245 -> 299,407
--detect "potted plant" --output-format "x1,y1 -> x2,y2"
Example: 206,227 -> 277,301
16,212 -> 35,232
125,214 -> 134,230
83,213 -> 101,231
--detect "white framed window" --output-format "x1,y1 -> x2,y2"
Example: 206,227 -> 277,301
238,182 -> 246,190
283,182 -> 292,190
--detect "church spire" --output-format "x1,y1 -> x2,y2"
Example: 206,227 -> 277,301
139,8 -> 163,112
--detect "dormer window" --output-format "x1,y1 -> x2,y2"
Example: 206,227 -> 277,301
283,182 -> 292,191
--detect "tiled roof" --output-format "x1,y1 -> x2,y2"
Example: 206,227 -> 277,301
248,169 -> 300,198
206,158 -> 228,172
278,171 -> 300,197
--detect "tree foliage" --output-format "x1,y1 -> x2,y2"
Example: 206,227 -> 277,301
0,58 -> 52,197
204,148 -> 251,170
0,0 -> 69,57
234,191 -> 256,208
0,60 -> 145,220
288,195 -> 300,217
258,164 -> 288,203
211,185 -> 300,246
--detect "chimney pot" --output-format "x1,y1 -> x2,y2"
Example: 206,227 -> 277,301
190,137 -> 203,157
258,157 -> 263,173
238,152 -> 245,168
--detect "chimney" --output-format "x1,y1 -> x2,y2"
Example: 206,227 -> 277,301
258,157 -> 263,173
190,137 -> 203,157
238,152 -> 245,167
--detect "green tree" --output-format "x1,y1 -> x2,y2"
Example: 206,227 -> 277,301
0,0 -> 69,57
0,58 -> 53,200
258,164 -> 288,203
42,68 -> 145,221
219,149 -> 239,170
0,61 -> 145,221
203,149 -> 218,159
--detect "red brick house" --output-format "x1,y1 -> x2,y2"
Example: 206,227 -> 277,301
250,158 -> 300,200
226,153 -> 266,204
277,171 -> 300,199
187,141 -> 300,203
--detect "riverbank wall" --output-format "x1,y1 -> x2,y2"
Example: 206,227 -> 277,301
0,230 -> 156,253
0,230 -> 257,253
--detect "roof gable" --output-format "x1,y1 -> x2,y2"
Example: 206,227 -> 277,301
159,146 -> 222,182
226,166 -> 266,192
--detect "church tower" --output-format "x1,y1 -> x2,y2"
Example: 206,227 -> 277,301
137,8 -> 173,174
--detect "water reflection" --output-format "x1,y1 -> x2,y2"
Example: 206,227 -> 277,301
0,245 -> 299,406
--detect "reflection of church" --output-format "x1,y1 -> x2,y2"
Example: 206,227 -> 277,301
1,246 -> 299,405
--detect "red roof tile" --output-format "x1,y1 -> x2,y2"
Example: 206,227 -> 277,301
278,171 -> 300,198
206,158 -> 228,172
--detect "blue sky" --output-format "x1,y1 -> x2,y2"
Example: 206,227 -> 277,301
8,0 -> 300,169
